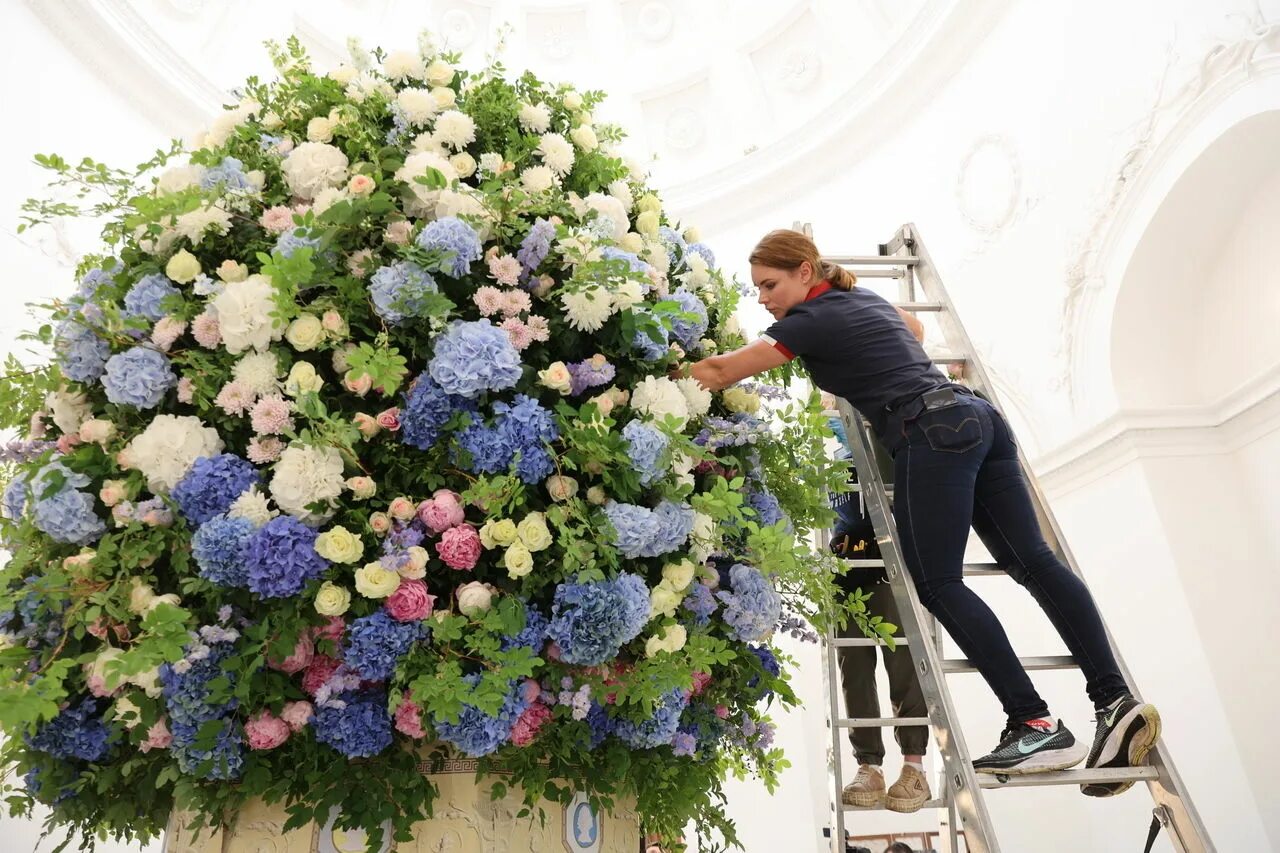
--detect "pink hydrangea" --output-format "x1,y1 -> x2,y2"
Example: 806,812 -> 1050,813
487,254 -> 522,287
510,702 -> 552,747
192,311 -> 222,348
139,718 -> 172,752
394,693 -> 426,739
384,578 -> 436,622
267,632 -> 315,674
176,377 -> 195,404
260,205 -> 296,234
501,289 -> 531,317
417,492 -> 464,532
474,285 -> 504,317
215,380 -> 255,416
301,655 -> 342,696
502,317 -> 534,350
245,710 -> 291,750
435,523 -> 481,570
247,436 -> 285,464
281,700 -> 314,732
250,395 -> 294,435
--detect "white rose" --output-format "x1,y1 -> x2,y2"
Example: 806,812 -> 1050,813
285,361 -> 324,397
425,59 -> 455,87
645,623 -> 687,658
355,562 -> 401,599
164,249 -> 202,283
45,388 -> 91,435
112,696 -> 143,728
689,511 -> 718,562
649,579 -> 684,619
538,362 -> 573,395
307,116 -> 336,143
570,125 -> 599,152
450,152 -> 477,178
126,415 -> 224,494
546,475 -> 579,502
280,142 -> 350,201
662,559 -> 697,592
503,543 -> 534,579
430,86 -> 457,109
269,443 -> 346,523
286,314 -> 325,351
563,91 -> 584,111
211,275 -> 286,354
631,376 -> 690,428
79,418 -> 116,446
457,581 -> 496,616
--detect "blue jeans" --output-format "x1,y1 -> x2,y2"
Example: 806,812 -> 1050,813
887,394 -> 1129,723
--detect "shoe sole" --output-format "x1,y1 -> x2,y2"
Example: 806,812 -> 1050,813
974,742 -> 1087,775
886,791 -> 930,813
1082,704 -> 1162,797
842,790 -> 886,808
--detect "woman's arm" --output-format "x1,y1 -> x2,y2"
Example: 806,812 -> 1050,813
687,339 -> 790,392
896,306 -> 925,343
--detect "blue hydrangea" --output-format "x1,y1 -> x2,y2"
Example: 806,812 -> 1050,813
667,288 -> 708,349
3,475 -> 28,520
746,485 -> 784,527
456,422 -> 517,474
600,246 -> 648,274
160,640 -> 238,730
200,157 -> 254,191
657,226 -> 687,267
567,356 -> 615,395
369,260 -> 441,326
501,603 -> 548,653
682,583 -> 717,627
623,420 -> 668,485
171,718 -> 244,780
686,242 -> 716,268
343,610 -> 427,681
517,218 -> 556,278
72,264 -> 119,305
497,395 -> 558,483
244,516 -> 330,599
314,690 -> 394,758
191,514 -> 256,588
748,644 -> 781,691
602,502 -> 660,559
547,573 -> 650,665
172,454 -> 259,525
26,697 -> 114,762
613,689 -> 688,749
54,319 -> 110,383
400,375 -> 476,451
644,500 -> 695,558
123,274 -> 178,321
33,488 -> 105,545
585,701 -> 614,748
631,309 -> 670,362
716,564 -> 782,642
416,216 -> 483,278
31,462 -> 90,497
274,227 -> 323,259
432,675 -> 528,757
23,765 -> 75,805
102,346 -> 176,409
678,702 -> 729,752
428,320 -> 522,398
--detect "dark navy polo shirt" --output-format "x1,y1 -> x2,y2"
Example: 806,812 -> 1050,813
762,282 -> 945,437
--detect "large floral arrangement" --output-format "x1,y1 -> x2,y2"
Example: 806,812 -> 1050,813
0,36 -> 855,851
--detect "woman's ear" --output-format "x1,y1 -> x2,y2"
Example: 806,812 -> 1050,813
798,260 -> 813,285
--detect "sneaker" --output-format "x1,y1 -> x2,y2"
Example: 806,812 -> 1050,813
841,764 -> 886,807
972,720 -> 1086,774
886,764 -> 931,813
1081,695 -> 1162,797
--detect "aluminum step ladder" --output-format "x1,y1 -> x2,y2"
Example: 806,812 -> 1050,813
807,223 -> 1215,853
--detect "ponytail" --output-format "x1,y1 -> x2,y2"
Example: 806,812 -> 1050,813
750,229 -> 857,290
821,260 -> 857,291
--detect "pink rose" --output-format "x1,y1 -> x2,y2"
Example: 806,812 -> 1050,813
344,371 -> 373,396
690,671 -> 712,696
417,494 -> 464,532
56,434 -> 82,455
245,710 -> 291,750
384,578 -> 436,622
375,407 -> 401,432
394,693 -> 426,739
384,220 -> 413,245
267,632 -> 315,674
510,703 -> 552,747
311,616 -> 346,644
714,705 -> 729,720
436,524 -> 481,570
139,718 -> 172,752
388,497 -> 416,521
281,700 -> 314,732
353,412 -> 381,439
87,618 -> 110,641
519,679 -> 541,705
369,512 -> 391,535
302,655 -> 342,696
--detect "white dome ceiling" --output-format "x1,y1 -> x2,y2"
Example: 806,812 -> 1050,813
29,0 -> 1000,226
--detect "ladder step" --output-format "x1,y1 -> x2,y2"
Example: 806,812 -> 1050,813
835,716 -> 930,728
844,797 -> 947,812
824,254 -> 919,266
846,483 -> 893,496
979,767 -> 1159,788
837,560 -> 1004,578
892,301 -> 944,312
848,268 -> 905,279
831,637 -> 908,648
944,655 -> 1076,674
932,356 -> 968,365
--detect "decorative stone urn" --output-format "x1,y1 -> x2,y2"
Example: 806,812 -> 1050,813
163,757 -> 641,853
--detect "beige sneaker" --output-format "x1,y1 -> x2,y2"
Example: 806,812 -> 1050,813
886,764 -> 931,813
841,764 -> 886,807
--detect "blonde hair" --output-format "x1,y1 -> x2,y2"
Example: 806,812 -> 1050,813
748,229 -> 856,290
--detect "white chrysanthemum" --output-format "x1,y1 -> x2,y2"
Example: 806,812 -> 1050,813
582,192 -> 629,241
383,50 -> 425,82
608,179 -> 634,212
211,275 -> 286,354
269,443 -> 346,524
435,188 -> 494,240
232,351 -> 282,397
396,88 -> 437,125
561,287 -> 615,333
434,110 -> 477,150
409,131 -> 447,157
396,151 -> 458,216
570,125 -> 599,152
345,73 -> 395,103
537,133 -> 575,175
45,388 -> 91,435
173,203 -> 233,245
520,166 -> 557,194
676,377 -> 713,419
643,240 -> 672,275
611,279 -> 644,312
631,376 -> 689,427
156,164 -> 206,194
281,142 -> 350,201
518,102 -> 552,134
227,486 -> 278,527
126,415 -> 224,495
328,64 -> 358,85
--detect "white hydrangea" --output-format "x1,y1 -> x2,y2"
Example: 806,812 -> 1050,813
518,102 -> 552,134
200,99 -> 260,150
537,133 -> 575,175
680,253 -> 712,293
383,50 -> 425,82
433,110 -> 477,150
435,188 -> 494,240
608,179 -> 634,212
396,151 -> 458,216
228,486 -> 278,527
581,192 -> 629,241
281,142 -> 350,201
397,88 -> 438,125
173,203 -> 233,245
479,152 -> 503,175
312,186 -> 349,215
126,415 -> 225,495
269,443 -> 346,524
155,164 -> 206,194
561,287 -> 615,333
570,125 -> 599,152
211,275 -> 286,354
232,351 -> 282,396
45,388 -> 91,435
631,376 -> 689,428
520,166 -> 557,194
676,377 -> 713,419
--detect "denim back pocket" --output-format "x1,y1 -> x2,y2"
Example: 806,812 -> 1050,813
916,402 -> 983,453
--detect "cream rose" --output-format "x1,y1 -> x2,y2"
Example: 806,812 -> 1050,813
503,543 -> 534,579
516,512 -> 553,552
315,581 -> 352,616
538,362 -> 573,395
479,518 -> 519,549
355,562 -> 402,599
286,314 -> 325,351
662,559 -> 697,592
457,581 -> 495,616
285,361 -> 324,397
314,525 -> 365,564
645,623 -> 688,658
165,249 -> 202,283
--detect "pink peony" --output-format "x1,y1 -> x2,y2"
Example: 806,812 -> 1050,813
394,693 -> 426,739
245,710 -> 291,750
260,205 -> 296,234
301,655 -> 342,696
510,703 -> 552,747
435,523 -> 481,570
250,395 -> 294,435
375,407 -> 401,432
384,578 -> 436,622
417,494 -> 464,532
268,632 -> 315,674
139,718 -> 172,752
281,700 -> 314,732
312,616 -> 346,644
192,311 -> 222,348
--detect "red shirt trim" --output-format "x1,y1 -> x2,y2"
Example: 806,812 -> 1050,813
805,280 -> 834,301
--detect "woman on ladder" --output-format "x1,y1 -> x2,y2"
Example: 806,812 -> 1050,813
678,229 -> 1160,793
